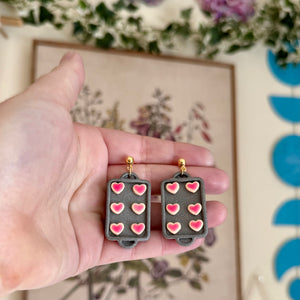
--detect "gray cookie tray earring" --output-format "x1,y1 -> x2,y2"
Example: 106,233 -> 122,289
105,156 -> 151,249
161,159 -> 208,246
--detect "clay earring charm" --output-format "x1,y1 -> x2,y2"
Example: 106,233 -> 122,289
161,159 -> 208,246
105,156 -> 151,249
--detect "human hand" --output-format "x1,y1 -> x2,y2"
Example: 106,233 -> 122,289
0,53 -> 228,295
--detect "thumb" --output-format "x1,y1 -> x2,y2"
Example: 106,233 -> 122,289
25,52 -> 85,111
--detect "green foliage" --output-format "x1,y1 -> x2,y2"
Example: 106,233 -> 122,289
22,9 -> 36,24
151,278 -> 168,288
126,3 -> 138,12
108,262 -> 119,271
73,21 -> 84,35
180,8 -> 193,21
94,286 -> 105,298
128,276 -> 139,287
127,16 -> 142,31
209,26 -> 224,46
226,44 -> 241,54
93,269 -> 112,282
193,262 -> 202,273
78,0 -> 88,9
123,260 -> 150,273
166,269 -> 182,277
111,0 -> 137,12
120,33 -> 144,51
116,287 -> 127,294
96,33 -> 115,48
189,279 -> 202,290
148,40 -> 160,54
6,0 -> 300,65
39,6 -> 54,23
95,2 -> 117,26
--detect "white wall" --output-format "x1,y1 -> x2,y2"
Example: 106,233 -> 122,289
1,1 -> 299,300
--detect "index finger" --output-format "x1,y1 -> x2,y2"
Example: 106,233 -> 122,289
99,128 -> 214,166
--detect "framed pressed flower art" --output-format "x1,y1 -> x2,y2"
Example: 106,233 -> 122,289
25,39 -> 240,300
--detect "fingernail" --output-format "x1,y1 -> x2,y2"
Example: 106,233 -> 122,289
60,52 -> 75,64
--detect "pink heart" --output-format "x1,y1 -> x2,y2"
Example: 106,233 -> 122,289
189,220 -> 203,232
110,203 -> 125,214
185,181 -> 200,193
188,203 -> 202,215
131,223 -> 145,235
166,204 -> 180,215
167,222 -> 181,234
111,182 -> 125,194
133,184 -> 147,196
132,203 -> 146,215
166,182 -> 180,194
110,223 -> 124,235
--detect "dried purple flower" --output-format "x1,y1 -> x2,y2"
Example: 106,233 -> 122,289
151,260 -> 169,279
198,0 -> 255,22
205,228 -> 217,246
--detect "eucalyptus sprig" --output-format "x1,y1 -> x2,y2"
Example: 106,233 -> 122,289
2,0 -> 300,65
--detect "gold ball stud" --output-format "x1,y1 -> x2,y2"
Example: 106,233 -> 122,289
178,158 -> 186,167
126,156 -> 134,165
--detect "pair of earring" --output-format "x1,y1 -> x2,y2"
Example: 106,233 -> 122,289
105,157 -> 208,249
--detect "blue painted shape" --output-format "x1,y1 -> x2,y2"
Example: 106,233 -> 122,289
274,238 -> 300,280
272,135 -> 300,187
267,50 -> 300,86
289,278 -> 300,300
273,199 -> 300,226
269,96 -> 300,123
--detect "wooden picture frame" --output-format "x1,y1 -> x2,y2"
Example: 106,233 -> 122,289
25,39 -> 241,300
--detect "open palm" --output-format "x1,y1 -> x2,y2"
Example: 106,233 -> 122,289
0,53 -> 228,295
